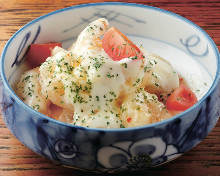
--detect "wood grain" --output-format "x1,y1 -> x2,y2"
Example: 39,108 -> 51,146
0,0 -> 220,176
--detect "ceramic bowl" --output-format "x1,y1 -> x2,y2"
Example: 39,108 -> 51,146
0,2 -> 220,173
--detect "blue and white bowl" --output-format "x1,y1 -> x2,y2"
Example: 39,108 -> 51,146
0,2 -> 220,173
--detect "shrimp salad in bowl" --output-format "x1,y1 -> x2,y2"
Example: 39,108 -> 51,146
16,18 -> 200,129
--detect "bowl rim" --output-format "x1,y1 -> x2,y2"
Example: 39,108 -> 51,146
1,2 -> 220,132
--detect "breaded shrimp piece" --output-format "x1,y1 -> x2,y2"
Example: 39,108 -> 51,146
119,53 -> 179,96
39,50 -> 76,111
143,54 -> 179,95
71,18 -> 109,55
120,88 -> 171,128
16,67 -> 50,114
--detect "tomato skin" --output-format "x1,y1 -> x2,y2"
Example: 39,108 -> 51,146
166,83 -> 198,111
26,42 -> 62,67
102,27 -> 144,61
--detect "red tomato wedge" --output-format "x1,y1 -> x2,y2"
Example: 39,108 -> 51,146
166,83 -> 198,111
102,27 -> 144,61
26,42 -> 62,67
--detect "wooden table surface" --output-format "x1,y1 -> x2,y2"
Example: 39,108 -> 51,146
0,0 -> 220,176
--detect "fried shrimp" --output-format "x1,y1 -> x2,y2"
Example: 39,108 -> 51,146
16,67 -> 50,114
